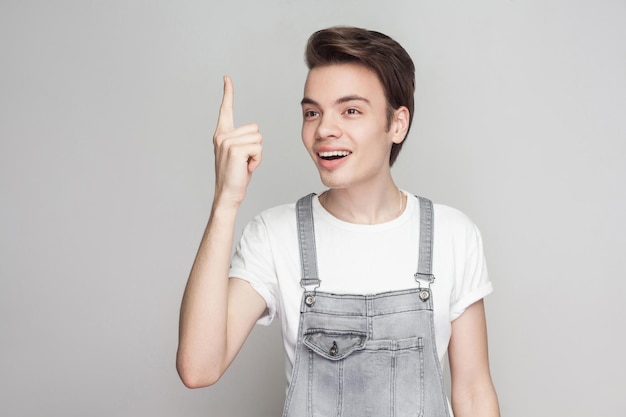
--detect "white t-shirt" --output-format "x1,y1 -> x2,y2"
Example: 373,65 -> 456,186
230,191 -> 492,383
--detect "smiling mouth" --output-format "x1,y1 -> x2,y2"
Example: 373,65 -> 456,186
318,151 -> 351,160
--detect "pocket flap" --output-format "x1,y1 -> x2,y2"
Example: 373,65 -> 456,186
303,330 -> 366,360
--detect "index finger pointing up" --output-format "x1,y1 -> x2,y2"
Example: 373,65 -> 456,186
216,75 -> 234,133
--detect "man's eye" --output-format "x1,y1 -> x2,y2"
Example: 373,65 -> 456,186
346,108 -> 360,115
304,110 -> 319,118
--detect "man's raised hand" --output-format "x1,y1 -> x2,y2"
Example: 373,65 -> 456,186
212,76 -> 263,207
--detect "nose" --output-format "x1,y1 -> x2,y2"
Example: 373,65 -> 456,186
315,113 -> 342,140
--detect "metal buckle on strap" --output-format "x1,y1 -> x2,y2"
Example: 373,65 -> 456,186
414,273 -> 435,301
302,278 -> 321,306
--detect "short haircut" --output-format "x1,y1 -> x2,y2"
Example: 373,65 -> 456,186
305,26 -> 415,166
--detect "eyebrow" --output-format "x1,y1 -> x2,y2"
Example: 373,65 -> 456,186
300,95 -> 371,106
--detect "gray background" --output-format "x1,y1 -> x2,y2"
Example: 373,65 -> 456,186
1,0 -> 624,416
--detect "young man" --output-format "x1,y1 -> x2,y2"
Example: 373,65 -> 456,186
177,27 -> 500,416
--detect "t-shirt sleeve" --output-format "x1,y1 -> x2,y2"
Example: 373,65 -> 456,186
449,214 -> 493,321
229,214 -> 278,326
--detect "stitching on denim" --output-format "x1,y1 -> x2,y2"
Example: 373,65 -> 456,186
391,348 -> 396,417
336,360 -> 343,417
304,305 -> 432,317
417,337 -> 425,417
307,350 -> 313,417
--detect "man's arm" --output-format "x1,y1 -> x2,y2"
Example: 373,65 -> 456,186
448,299 -> 501,417
176,76 -> 265,388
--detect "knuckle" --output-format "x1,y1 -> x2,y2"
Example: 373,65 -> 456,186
213,131 -> 228,146
226,143 -> 245,159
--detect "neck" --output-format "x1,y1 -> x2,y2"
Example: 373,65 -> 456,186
320,181 -> 405,224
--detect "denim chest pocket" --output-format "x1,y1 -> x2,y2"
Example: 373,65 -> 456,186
297,331 -> 426,417
303,330 -> 366,360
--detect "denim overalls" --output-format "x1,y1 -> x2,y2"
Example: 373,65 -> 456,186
282,193 -> 451,417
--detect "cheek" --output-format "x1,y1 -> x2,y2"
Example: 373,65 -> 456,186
301,123 -> 315,146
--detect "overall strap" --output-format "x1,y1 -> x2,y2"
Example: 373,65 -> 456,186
415,196 -> 435,283
296,193 -> 321,290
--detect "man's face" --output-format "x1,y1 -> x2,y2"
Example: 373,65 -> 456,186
301,63 -> 406,190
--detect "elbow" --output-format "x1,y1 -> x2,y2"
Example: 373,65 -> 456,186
179,374 -> 219,390
451,379 -> 500,417
176,354 -> 224,389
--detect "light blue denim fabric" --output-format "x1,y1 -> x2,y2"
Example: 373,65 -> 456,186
283,194 -> 450,417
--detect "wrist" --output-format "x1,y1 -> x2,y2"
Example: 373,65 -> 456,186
210,193 -> 242,218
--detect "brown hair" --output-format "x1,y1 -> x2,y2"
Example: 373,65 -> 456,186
305,26 -> 415,166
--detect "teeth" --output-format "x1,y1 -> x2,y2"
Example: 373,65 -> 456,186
318,151 -> 351,157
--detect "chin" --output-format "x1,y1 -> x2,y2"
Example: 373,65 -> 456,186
317,173 -> 349,189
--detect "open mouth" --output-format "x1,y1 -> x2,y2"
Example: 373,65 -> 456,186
318,151 -> 351,160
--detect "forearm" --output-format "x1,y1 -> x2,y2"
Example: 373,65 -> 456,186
177,201 -> 239,387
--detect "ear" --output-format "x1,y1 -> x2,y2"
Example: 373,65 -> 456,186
391,106 -> 410,144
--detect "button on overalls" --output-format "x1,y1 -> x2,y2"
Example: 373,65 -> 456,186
282,194 -> 451,417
